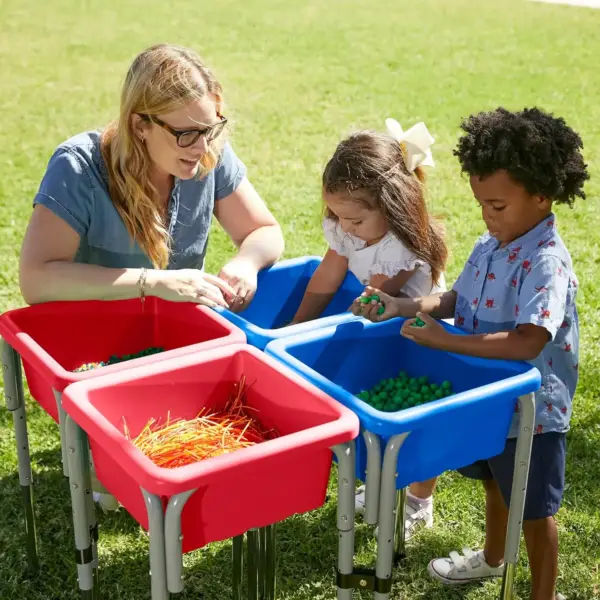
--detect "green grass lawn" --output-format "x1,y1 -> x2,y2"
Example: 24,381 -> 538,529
1,0 -> 599,597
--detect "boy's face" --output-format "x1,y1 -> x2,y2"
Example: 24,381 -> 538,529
470,170 -> 552,247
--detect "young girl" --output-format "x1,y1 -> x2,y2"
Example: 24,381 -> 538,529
291,118 -> 448,539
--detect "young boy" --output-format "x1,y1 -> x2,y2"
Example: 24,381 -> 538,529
352,107 -> 589,600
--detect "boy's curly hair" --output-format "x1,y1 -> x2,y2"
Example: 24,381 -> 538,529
454,107 -> 589,206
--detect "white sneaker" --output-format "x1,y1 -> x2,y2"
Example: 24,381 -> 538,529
92,491 -> 120,511
355,487 -> 434,541
428,548 -> 504,584
404,494 -> 434,540
355,486 -> 367,514
91,464 -> 120,511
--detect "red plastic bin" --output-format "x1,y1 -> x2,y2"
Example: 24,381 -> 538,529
0,298 -> 246,422
61,344 -> 360,552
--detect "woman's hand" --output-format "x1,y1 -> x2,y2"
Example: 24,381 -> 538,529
218,257 -> 259,313
148,269 -> 236,308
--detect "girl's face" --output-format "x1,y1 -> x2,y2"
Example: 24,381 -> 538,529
324,190 -> 388,245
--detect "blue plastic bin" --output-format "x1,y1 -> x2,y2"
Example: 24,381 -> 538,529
265,318 -> 541,488
214,256 -> 364,349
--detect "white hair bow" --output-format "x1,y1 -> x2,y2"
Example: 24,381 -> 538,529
385,118 -> 435,172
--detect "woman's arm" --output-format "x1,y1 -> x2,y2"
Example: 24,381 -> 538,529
19,205 -> 144,304
19,205 -> 233,306
214,177 -> 284,271
291,249 -> 349,324
214,177 -> 284,310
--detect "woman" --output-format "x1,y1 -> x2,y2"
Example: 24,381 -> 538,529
19,43 -> 284,312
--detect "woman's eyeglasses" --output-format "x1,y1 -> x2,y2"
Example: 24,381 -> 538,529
140,113 -> 228,148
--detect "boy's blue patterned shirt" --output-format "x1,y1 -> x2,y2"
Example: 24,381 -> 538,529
453,214 -> 579,438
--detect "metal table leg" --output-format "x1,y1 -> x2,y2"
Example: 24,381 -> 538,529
393,488 -> 407,562
363,431 -> 381,526
1,339 -> 39,574
232,535 -> 244,600
76,424 -> 99,600
264,524 -> 276,600
164,490 -> 195,594
54,389 -> 70,479
66,416 -> 94,599
332,441 -> 356,600
259,527 -> 267,599
142,489 -> 169,600
247,529 -> 260,600
374,432 -> 410,600
499,393 -> 535,600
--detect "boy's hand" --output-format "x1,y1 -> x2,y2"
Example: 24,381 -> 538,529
350,286 -> 402,322
400,312 -> 451,348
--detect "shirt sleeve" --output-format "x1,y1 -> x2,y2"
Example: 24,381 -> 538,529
214,142 -> 247,201
33,148 -> 95,237
516,254 -> 570,340
371,236 -> 427,277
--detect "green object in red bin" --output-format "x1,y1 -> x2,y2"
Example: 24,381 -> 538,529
412,316 -> 426,327
359,294 -> 386,315
74,347 -> 165,372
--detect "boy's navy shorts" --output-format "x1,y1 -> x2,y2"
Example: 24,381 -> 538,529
458,432 -> 566,520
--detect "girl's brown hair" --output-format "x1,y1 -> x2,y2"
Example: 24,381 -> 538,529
322,131 -> 448,285
100,44 -> 226,269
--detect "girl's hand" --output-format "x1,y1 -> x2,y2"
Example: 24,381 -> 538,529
148,269 -> 236,308
400,312 -> 450,349
350,286 -> 402,322
218,257 -> 259,313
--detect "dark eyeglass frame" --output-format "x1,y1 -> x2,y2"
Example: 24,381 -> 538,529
139,112 -> 228,148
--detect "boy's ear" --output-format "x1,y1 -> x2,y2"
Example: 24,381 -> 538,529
537,194 -> 552,210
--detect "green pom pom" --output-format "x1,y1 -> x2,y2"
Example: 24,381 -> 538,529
377,306 -> 385,315
359,296 -> 372,304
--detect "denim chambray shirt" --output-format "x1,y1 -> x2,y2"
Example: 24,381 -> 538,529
33,131 -> 247,269
453,214 -> 579,438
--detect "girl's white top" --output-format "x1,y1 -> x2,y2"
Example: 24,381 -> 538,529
323,218 -> 446,297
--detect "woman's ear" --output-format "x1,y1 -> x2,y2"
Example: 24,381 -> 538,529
212,93 -> 223,115
131,114 -> 150,142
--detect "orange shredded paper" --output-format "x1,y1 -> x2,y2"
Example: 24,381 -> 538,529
123,376 -> 278,469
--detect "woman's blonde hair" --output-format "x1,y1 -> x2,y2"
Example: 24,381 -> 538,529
100,44 -> 225,268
